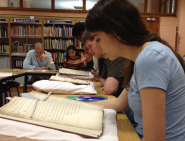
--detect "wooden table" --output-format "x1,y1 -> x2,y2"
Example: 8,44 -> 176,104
0,69 -> 58,106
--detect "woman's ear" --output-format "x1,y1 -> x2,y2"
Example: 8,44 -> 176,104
113,31 -> 121,41
117,35 -> 121,41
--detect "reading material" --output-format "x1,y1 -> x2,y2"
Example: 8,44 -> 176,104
59,68 -> 89,76
50,75 -> 90,85
27,70 -> 47,72
0,73 -> 13,77
0,91 -> 104,138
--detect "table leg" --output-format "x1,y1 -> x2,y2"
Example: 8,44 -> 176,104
24,75 -> 27,93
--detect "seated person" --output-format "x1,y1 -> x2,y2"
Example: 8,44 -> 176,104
82,52 -> 94,71
82,31 -> 99,73
90,58 -> 103,80
72,22 -> 85,42
101,58 -> 125,97
82,31 -> 125,97
63,45 -> 83,70
72,23 -> 98,71
23,42 -> 55,83
82,30 -> 105,79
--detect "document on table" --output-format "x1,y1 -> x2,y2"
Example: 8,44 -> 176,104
0,73 -> 13,77
27,70 -> 47,72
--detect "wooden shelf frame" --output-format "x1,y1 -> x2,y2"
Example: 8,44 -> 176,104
0,0 -> 178,16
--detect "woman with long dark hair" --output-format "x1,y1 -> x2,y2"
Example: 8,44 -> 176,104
63,45 -> 83,70
86,0 -> 185,140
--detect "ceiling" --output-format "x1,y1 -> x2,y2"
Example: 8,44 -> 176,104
25,0 -> 144,10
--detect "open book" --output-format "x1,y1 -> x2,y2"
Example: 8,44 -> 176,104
0,91 -> 104,138
50,75 -> 90,85
59,68 -> 90,76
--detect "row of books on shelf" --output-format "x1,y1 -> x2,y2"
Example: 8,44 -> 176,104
51,52 -> 66,63
44,25 -> 72,37
0,45 -> 9,53
76,40 -> 83,49
55,63 -> 63,70
11,25 -> 42,37
0,57 -> 10,69
12,43 -> 34,53
13,59 -> 23,68
44,38 -> 74,49
0,24 -> 8,37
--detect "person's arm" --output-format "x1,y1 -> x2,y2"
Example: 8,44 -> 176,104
91,70 -> 99,77
93,89 -> 129,112
100,77 -> 106,87
34,67 -> 47,70
103,77 -> 119,95
23,51 -> 36,70
140,87 -> 166,141
83,57 -> 88,66
42,52 -> 55,70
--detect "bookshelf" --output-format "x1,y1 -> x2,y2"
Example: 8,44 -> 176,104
0,18 -> 84,70
43,19 -> 76,70
10,18 -> 43,69
0,18 -> 10,69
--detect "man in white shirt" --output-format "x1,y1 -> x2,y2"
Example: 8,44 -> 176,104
23,42 -> 55,82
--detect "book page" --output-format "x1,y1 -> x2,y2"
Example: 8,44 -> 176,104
0,97 -> 35,118
29,91 -> 103,111
33,98 -> 103,130
49,75 -> 90,85
0,95 -> 103,131
59,68 -> 89,76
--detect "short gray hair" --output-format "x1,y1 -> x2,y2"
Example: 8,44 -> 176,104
35,42 -> 43,49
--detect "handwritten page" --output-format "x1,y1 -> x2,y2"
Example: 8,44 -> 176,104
33,99 -> 103,130
0,97 -> 35,118
29,91 -> 103,111
0,94 -> 103,131
49,76 -> 90,85
59,68 -> 89,76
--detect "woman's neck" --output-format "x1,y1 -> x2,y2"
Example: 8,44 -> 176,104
118,42 -> 150,62
69,56 -> 78,60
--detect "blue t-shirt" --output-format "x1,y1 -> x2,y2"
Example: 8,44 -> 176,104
128,41 -> 185,140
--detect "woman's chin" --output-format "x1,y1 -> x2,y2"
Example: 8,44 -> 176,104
108,57 -> 120,61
